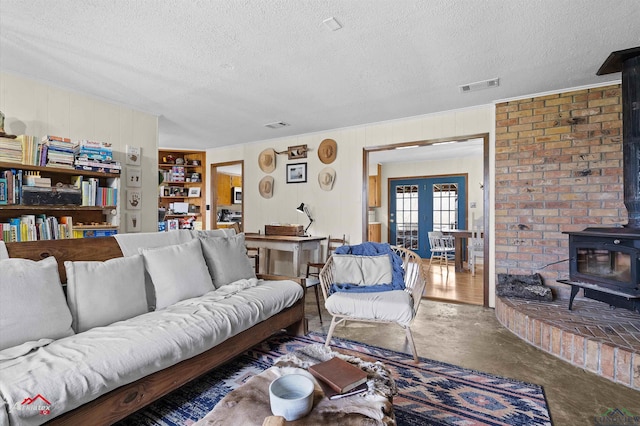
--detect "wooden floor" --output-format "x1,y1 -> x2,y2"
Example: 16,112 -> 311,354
422,259 -> 484,305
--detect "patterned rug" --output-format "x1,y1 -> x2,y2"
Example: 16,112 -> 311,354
118,332 -> 552,426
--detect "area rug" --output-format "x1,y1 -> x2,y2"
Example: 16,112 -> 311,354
118,332 -> 552,426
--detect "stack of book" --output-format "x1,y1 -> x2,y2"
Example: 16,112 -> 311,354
0,136 -> 22,163
308,357 -> 368,400
73,140 -> 121,174
43,135 -> 75,169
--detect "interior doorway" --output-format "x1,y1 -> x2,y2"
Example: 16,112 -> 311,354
363,134 -> 489,307
210,161 -> 244,230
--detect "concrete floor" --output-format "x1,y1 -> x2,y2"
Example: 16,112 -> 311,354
304,295 -> 640,426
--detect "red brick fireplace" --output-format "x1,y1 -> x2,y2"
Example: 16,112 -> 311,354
495,84 -> 625,299
494,78 -> 640,391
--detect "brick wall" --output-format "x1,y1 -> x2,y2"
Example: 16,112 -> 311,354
494,84 -> 626,299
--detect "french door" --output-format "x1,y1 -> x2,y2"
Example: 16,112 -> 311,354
389,175 -> 466,258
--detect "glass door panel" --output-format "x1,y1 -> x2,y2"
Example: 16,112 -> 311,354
390,176 -> 466,259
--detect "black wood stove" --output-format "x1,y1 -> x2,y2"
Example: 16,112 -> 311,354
560,47 -> 640,313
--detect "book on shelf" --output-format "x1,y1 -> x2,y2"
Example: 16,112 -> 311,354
308,357 -> 368,394
0,178 -> 7,205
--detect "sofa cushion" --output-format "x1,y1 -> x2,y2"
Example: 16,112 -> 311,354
65,255 -> 148,332
0,256 -> 74,351
199,233 -> 256,288
140,239 -> 214,309
332,254 -> 393,286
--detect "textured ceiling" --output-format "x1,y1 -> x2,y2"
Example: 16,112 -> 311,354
1,1 -> 638,150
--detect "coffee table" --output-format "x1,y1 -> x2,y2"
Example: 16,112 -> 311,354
194,344 -> 395,425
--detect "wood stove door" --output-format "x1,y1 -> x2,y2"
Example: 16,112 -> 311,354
570,241 -> 638,291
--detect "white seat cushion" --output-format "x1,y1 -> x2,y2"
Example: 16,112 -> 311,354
325,290 -> 414,326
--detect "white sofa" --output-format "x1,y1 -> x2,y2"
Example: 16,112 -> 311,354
0,230 -> 306,425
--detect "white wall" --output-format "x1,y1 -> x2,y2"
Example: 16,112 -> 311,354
207,104 -> 497,305
0,72 -> 159,233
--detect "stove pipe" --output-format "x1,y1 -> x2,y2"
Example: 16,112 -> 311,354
598,47 -> 640,228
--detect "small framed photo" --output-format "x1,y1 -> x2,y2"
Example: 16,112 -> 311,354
286,163 -> 307,184
126,145 -> 141,165
127,212 -> 141,232
126,167 -> 141,187
126,189 -> 142,210
188,187 -> 201,197
167,219 -> 179,231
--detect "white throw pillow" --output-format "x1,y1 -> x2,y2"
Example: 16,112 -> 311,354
332,254 -> 393,286
64,255 -> 148,332
0,257 -> 74,350
140,239 -> 214,309
199,233 -> 257,288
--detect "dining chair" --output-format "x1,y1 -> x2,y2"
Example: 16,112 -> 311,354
467,228 -> 484,276
427,231 -> 455,270
305,234 -> 346,323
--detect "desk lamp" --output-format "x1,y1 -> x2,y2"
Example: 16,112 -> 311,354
296,203 -> 313,236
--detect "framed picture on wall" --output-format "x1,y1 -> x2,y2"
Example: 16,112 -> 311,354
286,163 -> 307,184
127,212 -> 141,232
126,145 -> 141,166
126,167 -> 142,187
126,189 -> 142,210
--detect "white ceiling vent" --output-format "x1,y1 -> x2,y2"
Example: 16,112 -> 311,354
459,78 -> 500,93
264,121 -> 290,129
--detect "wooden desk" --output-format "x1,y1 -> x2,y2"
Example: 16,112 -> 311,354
443,230 -> 482,272
244,234 -> 325,277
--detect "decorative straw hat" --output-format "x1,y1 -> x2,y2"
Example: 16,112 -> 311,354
259,148 -> 276,173
259,176 -> 274,198
318,139 -> 337,164
318,167 -> 336,191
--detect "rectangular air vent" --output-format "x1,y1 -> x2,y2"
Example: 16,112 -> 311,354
459,78 -> 500,93
264,121 -> 290,129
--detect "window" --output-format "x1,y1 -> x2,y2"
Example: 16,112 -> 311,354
395,185 -> 419,250
432,183 -> 458,231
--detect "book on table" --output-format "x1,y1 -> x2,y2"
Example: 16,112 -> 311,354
308,356 -> 368,394
318,380 -> 368,400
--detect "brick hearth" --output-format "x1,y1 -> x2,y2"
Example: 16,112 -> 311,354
496,296 -> 640,391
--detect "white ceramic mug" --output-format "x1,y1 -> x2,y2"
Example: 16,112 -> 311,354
269,374 -> 314,421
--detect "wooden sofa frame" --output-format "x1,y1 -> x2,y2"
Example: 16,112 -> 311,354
5,237 -> 307,425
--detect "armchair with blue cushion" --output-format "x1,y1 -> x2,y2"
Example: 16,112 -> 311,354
319,242 -> 426,362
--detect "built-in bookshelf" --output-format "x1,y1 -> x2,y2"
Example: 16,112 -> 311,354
158,149 -> 206,230
0,162 -> 120,242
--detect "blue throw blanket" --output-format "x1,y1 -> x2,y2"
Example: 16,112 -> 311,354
332,242 -> 405,293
